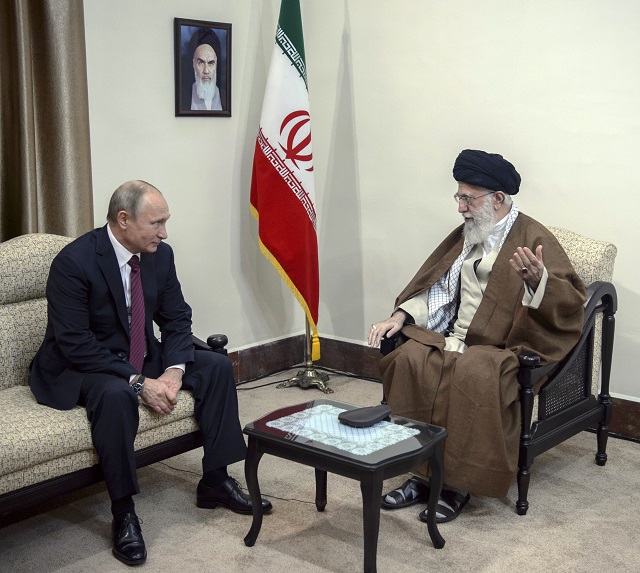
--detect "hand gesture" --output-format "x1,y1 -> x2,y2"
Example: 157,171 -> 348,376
510,245 -> 544,291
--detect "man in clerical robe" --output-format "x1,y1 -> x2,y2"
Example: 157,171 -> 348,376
368,149 -> 585,523
189,28 -> 223,111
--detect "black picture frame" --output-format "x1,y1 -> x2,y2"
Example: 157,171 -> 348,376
174,18 -> 231,117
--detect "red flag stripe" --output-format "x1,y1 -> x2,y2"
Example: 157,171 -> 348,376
250,140 -> 319,326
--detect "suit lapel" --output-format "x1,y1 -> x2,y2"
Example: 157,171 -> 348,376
96,226 -> 129,333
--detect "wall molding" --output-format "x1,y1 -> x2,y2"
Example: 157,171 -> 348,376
231,336 -> 639,442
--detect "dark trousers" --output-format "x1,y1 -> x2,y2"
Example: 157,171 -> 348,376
79,350 -> 247,501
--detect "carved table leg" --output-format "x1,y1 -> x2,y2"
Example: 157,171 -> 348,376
426,444 -> 446,549
360,473 -> 383,573
315,468 -> 327,512
244,437 -> 264,547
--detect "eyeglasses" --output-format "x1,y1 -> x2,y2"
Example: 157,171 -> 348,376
453,191 -> 494,205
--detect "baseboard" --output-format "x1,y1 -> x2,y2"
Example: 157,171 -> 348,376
229,335 -> 381,383
230,335 -> 640,442
315,336 -> 383,380
609,396 -> 640,442
229,334 -> 306,383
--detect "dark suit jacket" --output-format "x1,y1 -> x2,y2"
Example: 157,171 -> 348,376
29,225 -> 194,410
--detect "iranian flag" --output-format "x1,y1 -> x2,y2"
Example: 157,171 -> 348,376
250,0 -> 320,360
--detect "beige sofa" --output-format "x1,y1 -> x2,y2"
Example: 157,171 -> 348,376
0,233 -> 220,517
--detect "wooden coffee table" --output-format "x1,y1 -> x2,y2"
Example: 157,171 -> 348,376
243,399 -> 447,573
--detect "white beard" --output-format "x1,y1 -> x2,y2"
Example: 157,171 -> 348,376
194,69 -> 217,102
462,197 -> 497,245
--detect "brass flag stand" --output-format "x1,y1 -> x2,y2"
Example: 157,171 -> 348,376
277,318 -> 332,393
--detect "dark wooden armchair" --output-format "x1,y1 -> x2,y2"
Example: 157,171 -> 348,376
380,227 -> 617,515
514,227 -> 617,514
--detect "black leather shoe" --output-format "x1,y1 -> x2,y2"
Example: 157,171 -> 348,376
196,477 -> 273,514
381,477 -> 431,509
112,512 -> 147,566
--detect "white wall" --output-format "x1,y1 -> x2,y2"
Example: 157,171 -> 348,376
84,0 -> 639,401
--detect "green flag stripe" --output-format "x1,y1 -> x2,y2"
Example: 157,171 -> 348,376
278,0 -> 306,62
275,26 -> 307,89
276,0 -> 307,88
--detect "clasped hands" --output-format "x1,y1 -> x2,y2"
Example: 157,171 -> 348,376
139,367 -> 183,415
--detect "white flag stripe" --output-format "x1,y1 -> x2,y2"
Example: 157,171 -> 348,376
259,43 -> 315,201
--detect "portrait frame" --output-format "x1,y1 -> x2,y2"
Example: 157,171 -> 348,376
174,18 -> 232,117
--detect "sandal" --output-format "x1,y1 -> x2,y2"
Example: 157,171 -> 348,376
381,477 -> 430,510
418,488 -> 470,523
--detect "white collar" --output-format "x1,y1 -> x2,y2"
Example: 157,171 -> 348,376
107,224 -> 140,269
481,208 -> 512,254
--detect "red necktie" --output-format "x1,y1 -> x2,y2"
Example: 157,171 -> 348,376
128,255 -> 145,371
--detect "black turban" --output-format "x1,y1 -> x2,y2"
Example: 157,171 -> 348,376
189,28 -> 221,58
453,149 -> 521,195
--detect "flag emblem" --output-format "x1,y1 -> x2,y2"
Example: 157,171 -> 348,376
279,110 -> 313,171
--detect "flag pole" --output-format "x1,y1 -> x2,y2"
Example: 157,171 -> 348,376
251,0 -> 326,393
276,316 -> 332,393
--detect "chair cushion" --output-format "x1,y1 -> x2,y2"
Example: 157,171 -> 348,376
548,226 -> 617,284
534,227 -> 617,417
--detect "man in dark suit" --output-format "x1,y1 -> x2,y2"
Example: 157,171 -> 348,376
29,180 -> 271,566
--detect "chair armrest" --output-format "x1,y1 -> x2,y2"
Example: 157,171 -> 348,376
516,353 -> 558,389
192,333 -> 229,356
378,333 -> 401,405
584,280 -> 617,319
380,333 -> 400,356
516,353 -> 559,440
516,279 -> 617,391
516,280 -> 618,429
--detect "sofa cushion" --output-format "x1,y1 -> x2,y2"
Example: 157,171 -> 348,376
0,385 -> 199,493
0,299 -> 48,390
0,233 -> 74,391
0,234 -> 73,305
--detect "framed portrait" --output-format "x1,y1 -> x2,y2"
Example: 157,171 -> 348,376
174,18 -> 231,117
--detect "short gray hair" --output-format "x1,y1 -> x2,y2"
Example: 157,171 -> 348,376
106,180 -> 161,223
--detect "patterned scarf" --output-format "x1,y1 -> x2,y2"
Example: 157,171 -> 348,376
426,204 -> 520,333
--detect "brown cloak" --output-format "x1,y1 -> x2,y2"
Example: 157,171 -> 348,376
381,213 -> 586,497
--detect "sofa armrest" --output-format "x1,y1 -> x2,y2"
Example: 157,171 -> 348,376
192,334 -> 229,356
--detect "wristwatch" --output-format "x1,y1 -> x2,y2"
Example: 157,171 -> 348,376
130,375 -> 145,395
